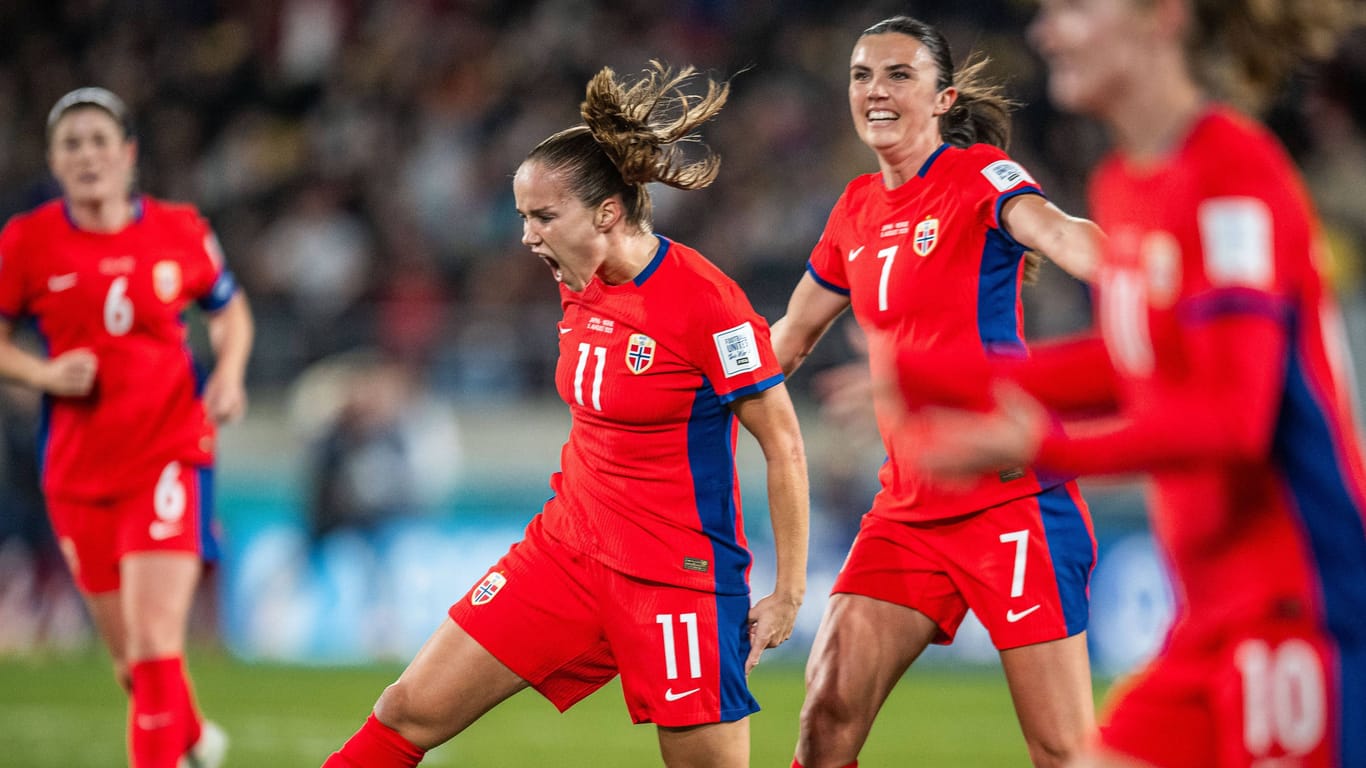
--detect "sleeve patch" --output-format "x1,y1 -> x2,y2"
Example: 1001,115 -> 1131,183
713,321 -> 761,378
980,160 -> 1035,192
1198,197 -> 1273,288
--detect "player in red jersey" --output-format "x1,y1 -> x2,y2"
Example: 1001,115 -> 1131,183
0,88 -> 252,768
771,16 -> 1107,768
891,1 -> 1365,766
322,63 -> 809,768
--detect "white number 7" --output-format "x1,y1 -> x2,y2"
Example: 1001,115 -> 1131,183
1000,530 -> 1029,598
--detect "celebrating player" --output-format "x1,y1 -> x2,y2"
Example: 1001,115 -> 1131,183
892,0 -> 1366,765
771,16 -> 1106,768
0,87 -> 253,768
322,62 -> 809,768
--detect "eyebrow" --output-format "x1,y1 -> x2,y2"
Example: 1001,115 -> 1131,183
851,63 -> 916,74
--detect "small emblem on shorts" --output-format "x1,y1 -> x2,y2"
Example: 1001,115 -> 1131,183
471,571 -> 507,605
999,467 -> 1026,482
682,557 -> 709,572
1006,604 -> 1040,623
664,687 -> 700,702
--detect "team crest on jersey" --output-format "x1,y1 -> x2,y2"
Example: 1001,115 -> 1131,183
625,333 -> 656,374
153,261 -> 182,303
471,571 -> 507,606
912,216 -> 939,257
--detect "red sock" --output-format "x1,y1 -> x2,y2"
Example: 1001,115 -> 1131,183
791,761 -> 858,768
129,657 -> 197,768
322,713 -> 425,767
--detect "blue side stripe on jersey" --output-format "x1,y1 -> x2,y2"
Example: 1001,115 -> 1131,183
976,229 -> 1026,353
633,235 -> 670,286
1274,346 -> 1366,766
716,373 -> 784,405
916,143 -> 950,178
687,380 -> 752,596
1036,484 -> 1093,636
715,591 -> 761,721
805,262 -> 850,296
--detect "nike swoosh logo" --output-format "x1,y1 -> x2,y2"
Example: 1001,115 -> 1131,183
558,326 -> 572,335
664,687 -> 700,702
1006,604 -> 1041,623
135,712 -> 174,730
48,273 -> 78,292
848,246 -> 864,262
149,521 -> 181,541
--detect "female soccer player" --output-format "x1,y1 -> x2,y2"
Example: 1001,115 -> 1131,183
0,87 -> 253,768
322,63 -> 809,768
894,1 -> 1366,765
771,16 -> 1106,768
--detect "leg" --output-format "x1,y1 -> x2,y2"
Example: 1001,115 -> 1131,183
372,617 -> 531,749
999,632 -> 1095,768
83,590 -> 131,689
657,719 -> 749,768
1068,747 -> 1159,767
795,593 -> 940,768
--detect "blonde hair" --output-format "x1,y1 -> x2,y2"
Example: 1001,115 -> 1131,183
526,62 -> 729,231
1187,0 -> 1356,110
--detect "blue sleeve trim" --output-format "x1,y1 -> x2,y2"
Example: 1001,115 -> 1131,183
1179,287 -> 1291,325
197,270 -> 238,313
806,262 -> 850,296
717,372 -> 785,404
992,186 -> 1045,248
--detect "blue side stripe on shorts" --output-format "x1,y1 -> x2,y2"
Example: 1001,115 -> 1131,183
715,592 -> 759,722
1037,484 -> 1093,636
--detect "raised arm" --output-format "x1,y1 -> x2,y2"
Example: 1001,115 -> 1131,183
730,382 -> 809,672
770,272 -> 851,376
1000,193 -> 1105,284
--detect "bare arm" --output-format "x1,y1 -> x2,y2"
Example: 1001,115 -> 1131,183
202,291 -> 254,424
770,273 -> 851,376
1001,194 -> 1105,284
730,382 -> 809,673
0,317 -> 96,396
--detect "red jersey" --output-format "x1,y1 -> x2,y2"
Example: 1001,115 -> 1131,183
1036,108 -> 1366,649
0,197 -> 237,502
809,142 -> 1059,521
539,236 -> 784,595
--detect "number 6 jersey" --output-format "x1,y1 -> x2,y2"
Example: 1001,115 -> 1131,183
0,197 -> 238,502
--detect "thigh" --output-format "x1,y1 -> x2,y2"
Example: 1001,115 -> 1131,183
605,578 -> 757,727
950,483 -> 1095,650
657,719 -> 750,768
50,461 -> 208,595
806,592 -> 940,713
831,512 -> 970,644
120,552 -> 201,660
1000,632 -> 1095,749
448,520 -> 617,713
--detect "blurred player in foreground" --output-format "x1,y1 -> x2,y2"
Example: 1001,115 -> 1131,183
322,62 -> 809,768
771,14 -> 1105,768
0,87 -> 253,767
892,1 -> 1366,765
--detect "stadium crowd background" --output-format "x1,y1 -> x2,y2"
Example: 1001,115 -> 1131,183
0,0 -> 1363,663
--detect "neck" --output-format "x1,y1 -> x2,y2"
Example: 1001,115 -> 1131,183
599,231 -> 658,286
877,132 -> 942,190
68,195 -> 135,233
1103,59 -> 1206,164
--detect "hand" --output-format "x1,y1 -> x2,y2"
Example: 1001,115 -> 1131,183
744,591 -> 802,674
202,370 -> 248,424
912,381 -> 1048,483
40,348 -> 97,396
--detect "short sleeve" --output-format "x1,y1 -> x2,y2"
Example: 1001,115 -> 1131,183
687,282 -> 784,404
180,212 -> 237,312
806,189 -> 853,296
970,146 -> 1046,241
0,219 -> 31,321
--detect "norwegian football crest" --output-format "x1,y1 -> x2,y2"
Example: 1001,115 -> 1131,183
626,333 -> 656,374
471,571 -> 507,606
912,217 -> 939,257
153,260 -> 182,303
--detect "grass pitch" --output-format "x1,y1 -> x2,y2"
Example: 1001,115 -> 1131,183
0,649 -> 1080,766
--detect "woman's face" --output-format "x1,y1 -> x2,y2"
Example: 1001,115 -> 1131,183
1030,0 -> 1152,117
48,107 -> 136,207
848,32 -> 955,156
514,160 -> 604,292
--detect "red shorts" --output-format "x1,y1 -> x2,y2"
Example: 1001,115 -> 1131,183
1102,620 -> 1349,768
833,481 -> 1095,650
448,516 -> 758,727
47,461 -> 210,594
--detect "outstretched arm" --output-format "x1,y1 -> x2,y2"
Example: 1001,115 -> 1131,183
1000,193 -> 1105,284
731,382 -> 809,673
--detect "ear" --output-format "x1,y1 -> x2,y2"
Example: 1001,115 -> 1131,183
596,197 -> 622,231
934,86 -> 959,116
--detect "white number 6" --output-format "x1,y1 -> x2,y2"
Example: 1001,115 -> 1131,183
104,276 -> 134,336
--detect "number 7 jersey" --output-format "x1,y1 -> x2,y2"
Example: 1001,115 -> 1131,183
541,235 -> 784,595
0,197 -> 238,502
808,142 -> 1057,521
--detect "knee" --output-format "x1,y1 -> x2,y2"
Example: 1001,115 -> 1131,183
1022,729 -> 1087,768
798,670 -> 868,742
373,680 -> 439,749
